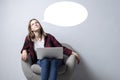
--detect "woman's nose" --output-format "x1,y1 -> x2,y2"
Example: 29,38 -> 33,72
34,23 -> 37,26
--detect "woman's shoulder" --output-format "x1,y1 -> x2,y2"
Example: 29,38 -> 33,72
45,33 -> 56,40
24,35 -> 31,41
46,33 -> 54,37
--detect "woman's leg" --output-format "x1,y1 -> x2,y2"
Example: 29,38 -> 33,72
49,59 -> 62,80
37,59 -> 50,80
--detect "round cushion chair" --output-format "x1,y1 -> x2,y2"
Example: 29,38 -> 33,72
21,43 -> 77,80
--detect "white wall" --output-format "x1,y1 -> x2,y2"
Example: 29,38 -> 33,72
0,0 -> 120,80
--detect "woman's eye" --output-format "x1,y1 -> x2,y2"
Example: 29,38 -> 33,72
31,23 -> 34,26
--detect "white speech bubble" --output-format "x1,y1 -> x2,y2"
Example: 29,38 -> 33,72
43,1 -> 88,27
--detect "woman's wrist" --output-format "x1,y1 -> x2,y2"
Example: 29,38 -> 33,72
22,50 -> 27,54
21,50 -> 28,61
72,51 -> 80,64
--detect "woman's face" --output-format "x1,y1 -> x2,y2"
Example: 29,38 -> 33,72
30,20 -> 41,32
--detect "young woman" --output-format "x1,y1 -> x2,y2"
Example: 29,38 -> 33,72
21,18 -> 80,80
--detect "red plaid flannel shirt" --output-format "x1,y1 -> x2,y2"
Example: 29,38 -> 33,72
21,33 -> 72,63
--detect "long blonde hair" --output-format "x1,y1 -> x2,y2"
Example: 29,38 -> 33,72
28,18 -> 46,41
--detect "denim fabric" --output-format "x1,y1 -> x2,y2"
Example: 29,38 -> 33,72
37,58 -> 63,80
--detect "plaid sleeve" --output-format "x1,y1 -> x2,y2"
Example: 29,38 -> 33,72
49,34 -> 72,56
21,36 -> 30,53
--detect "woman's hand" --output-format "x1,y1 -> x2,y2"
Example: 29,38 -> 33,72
21,50 -> 27,61
72,52 -> 80,64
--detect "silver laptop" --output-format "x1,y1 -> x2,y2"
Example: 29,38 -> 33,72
36,47 -> 63,59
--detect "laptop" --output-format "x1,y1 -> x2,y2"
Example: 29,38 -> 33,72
36,47 -> 63,59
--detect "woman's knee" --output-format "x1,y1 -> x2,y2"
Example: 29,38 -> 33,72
40,58 -> 49,67
51,59 -> 62,68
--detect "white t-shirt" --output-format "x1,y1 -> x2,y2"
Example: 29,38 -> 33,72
34,37 -> 45,51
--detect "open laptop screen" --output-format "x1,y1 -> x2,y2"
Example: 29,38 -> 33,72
36,47 -> 63,59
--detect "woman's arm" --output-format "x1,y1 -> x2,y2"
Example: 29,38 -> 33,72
49,34 -> 80,64
72,51 -> 80,64
49,34 -> 72,56
21,50 -> 27,61
21,36 -> 30,61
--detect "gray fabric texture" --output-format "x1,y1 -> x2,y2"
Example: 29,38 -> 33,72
31,64 -> 66,75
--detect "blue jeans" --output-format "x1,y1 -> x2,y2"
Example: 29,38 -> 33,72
37,58 -> 63,80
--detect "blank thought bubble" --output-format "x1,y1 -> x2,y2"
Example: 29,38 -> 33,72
43,1 -> 88,27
